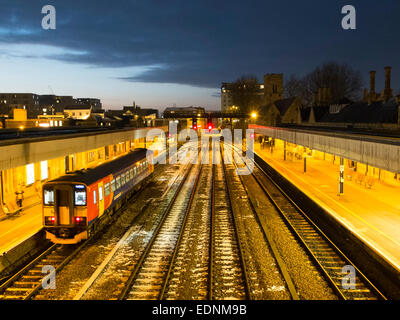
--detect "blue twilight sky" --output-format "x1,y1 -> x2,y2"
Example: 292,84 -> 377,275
0,0 -> 399,112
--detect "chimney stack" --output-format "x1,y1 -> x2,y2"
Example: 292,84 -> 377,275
385,66 -> 392,90
383,66 -> 394,101
369,71 -> 376,104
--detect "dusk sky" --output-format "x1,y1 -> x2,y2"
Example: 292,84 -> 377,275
0,0 -> 399,112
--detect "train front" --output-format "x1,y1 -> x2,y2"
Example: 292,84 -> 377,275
42,182 -> 89,244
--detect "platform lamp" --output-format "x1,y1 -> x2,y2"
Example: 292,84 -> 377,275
338,157 -> 344,195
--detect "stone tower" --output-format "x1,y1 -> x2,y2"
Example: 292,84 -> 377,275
382,66 -> 394,102
263,73 -> 283,105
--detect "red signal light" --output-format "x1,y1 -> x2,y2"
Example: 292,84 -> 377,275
193,125 -> 197,130
74,216 -> 86,225
45,216 -> 56,225
250,133 -> 255,139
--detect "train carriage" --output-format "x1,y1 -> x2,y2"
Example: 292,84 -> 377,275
42,148 -> 154,244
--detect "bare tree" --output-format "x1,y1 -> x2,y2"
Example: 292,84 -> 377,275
285,74 -> 310,103
285,62 -> 363,104
230,75 -> 263,114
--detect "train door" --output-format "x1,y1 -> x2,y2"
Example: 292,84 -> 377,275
56,186 -> 73,225
98,181 -> 105,217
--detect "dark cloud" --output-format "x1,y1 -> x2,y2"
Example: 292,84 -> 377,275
0,0 -> 400,90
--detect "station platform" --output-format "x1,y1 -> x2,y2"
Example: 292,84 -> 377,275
254,143 -> 400,273
0,201 -> 42,256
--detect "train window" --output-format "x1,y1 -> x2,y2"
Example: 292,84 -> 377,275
130,169 -> 134,179
99,186 -> 103,201
43,189 -> 54,205
111,179 -> 115,192
121,173 -> 126,185
116,176 -> 121,189
75,187 -> 87,206
105,183 -> 110,196
133,167 -> 137,175
93,190 -> 97,204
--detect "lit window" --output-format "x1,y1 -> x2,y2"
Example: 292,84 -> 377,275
116,176 -> 121,189
105,183 -> 110,196
121,173 -> 126,185
26,163 -> 35,185
93,190 -> 97,204
99,186 -> 103,201
75,187 -> 87,206
111,179 -> 115,192
44,189 -> 54,205
59,121 -> 62,126
130,169 -> 134,179
40,161 -> 48,180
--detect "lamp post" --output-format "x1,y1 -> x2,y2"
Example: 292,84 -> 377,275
339,157 -> 344,195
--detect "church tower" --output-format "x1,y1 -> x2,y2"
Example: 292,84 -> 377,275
263,73 -> 283,105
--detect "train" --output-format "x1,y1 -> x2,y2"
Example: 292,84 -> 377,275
42,148 -> 154,244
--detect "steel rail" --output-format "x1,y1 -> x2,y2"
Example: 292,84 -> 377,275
231,143 -> 385,300
252,161 -> 386,300
208,164 -> 215,300
159,165 -> 203,299
229,146 -> 299,300
220,147 -> 252,299
118,163 -> 196,300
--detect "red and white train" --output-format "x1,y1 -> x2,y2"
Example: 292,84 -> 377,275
42,148 -> 154,244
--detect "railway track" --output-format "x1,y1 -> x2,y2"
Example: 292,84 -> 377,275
160,164 -> 212,299
209,163 -> 248,299
0,244 -> 82,300
222,146 -> 298,300
119,164 -> 201,300
231,144 -> 386,300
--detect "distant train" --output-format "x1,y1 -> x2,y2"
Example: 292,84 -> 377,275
42,148 -> 154,244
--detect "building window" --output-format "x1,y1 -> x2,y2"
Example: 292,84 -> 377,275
88,152 -> 95,163
26,163 -> 35,185
40,161 -> 48,180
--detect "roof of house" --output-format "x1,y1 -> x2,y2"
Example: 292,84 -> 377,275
312,106 -> 330,122
300,108 -> 311,122
64,105 -> 92,110
319,100 -> 398,123
274,97 -> 297,116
